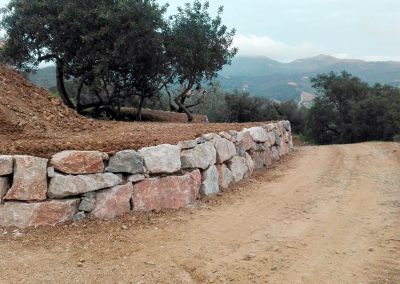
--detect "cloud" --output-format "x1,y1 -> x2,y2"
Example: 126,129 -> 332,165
334,53 -> 351,59
232,34 -> 400,62
233,34 -> 322,62
363,55 -> 400,62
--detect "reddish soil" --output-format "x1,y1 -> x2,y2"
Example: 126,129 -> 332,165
0,66 -> 262,157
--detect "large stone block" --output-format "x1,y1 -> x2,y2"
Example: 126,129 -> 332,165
236,131 -> 255,156
282,120 -> 291,132
132,170 -> 201,211
248,127 -> 269,143
4,156 -> 48,201
251,143 -> 267,153
264,123 -> 277,132
202,133 -> 220,141
251,149 -> 273,170
181,142 -> 216,170
273,130 -> 282,146
50,150 -> 105,174
178,140 -> 197,150
0,177 -> 10,204
280,141 -> 290,156
271,147 -> 280,160
216,164 -> 234,189
90,183 -> 133,219
0,199 -> 79,228
48,173 -> 122,199
218,131 -> 232,141
228,156 -> 249,182
79,193 -> 96,212
277,122 -> 287,135
200,165 -> 220,196
213,136 -> 237,164
127,174 -> 146,183
245,153 -> 256,175
264,132 -> 276,147
106,150 -> 144,174
0,155 -> 13,176
139,144 -> 181,174
228,130 -> 238,142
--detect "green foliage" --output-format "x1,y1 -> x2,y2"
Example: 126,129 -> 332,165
186,84 -> 306,132
277,100 -> 307,133
1,0 -> 236,121
163,0 -> 237,121
224,91 -> 280,123
306,72 -> 400,144
186,82 -> 230,122
1,0 -> 169,114
165,1 -> 237,84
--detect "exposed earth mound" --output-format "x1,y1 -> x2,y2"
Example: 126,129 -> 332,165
0,66 -> 261,157
0,66 -> 87,135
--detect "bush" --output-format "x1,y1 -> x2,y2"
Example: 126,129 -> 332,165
394,135 -> 400,142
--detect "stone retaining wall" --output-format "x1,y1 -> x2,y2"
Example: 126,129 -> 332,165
0,121 -> 293,228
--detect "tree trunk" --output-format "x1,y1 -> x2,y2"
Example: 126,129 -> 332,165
76,80 -> 85,114
56,61 -> 75,109
165,86 -> 178,112
136,96 -> 145,121
174,95 -> 193,122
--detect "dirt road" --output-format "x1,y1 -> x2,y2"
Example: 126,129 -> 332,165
1,142 -> 399,283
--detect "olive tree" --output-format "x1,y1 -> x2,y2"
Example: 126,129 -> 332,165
163,1 -> 237,121
1,0 -> 168,117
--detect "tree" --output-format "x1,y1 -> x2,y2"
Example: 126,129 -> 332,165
277,100 -> 306,134
306,96 -> 342,144
163,0 -> 237,121
224,91 -> 280,123
350,85 -> 400,141
1,0 -> 168,118
306,72 -> 400,144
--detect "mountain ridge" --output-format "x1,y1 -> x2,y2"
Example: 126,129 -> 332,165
219,54 -> 400,102
221,54 -> 400,77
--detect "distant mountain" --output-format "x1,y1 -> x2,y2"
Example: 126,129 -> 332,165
29,66 -> 57,89
219,55 -> 400,102
29,55 -> 400,103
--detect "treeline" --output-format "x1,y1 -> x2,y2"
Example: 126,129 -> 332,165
48,71 -> 400,145
186,86 -> 306,133
169,72 -> 400,144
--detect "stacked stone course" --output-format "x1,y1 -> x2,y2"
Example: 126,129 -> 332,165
0,121 -> 293,228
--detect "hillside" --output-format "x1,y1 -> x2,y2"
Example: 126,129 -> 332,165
29,55 -> 400,103
219,55 -> 400,102
0,65 -> 87,135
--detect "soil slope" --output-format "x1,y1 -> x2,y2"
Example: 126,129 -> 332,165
0,66 -> 86,135
1,142 -> 399,283
0,66 -> 262,157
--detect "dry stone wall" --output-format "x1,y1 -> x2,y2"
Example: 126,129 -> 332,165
0,121 -> 293,228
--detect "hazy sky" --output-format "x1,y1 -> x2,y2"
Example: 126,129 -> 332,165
1,0 -> 399,62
